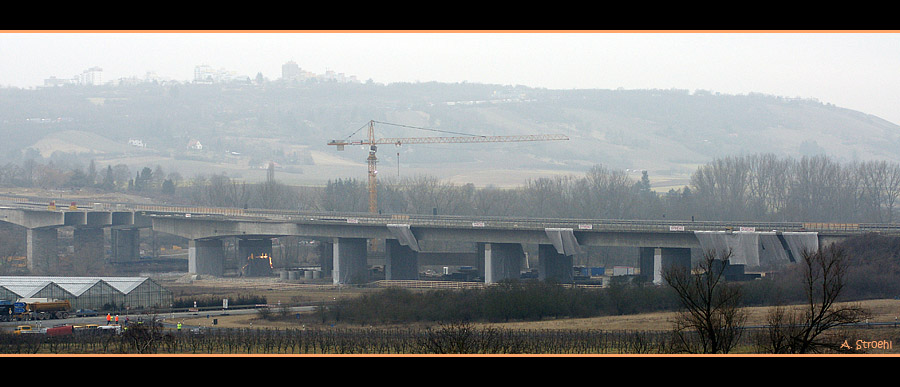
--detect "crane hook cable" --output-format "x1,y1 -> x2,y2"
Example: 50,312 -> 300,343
337,121 -> 372,142
372,120 -> 486,138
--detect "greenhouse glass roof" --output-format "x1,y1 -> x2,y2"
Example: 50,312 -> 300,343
0,276 -> 151,298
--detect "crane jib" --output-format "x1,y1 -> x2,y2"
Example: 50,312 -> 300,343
376,135 -> 569,145
328,120 -> 569,214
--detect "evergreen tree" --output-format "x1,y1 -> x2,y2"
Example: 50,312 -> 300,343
101,165 -> 115,191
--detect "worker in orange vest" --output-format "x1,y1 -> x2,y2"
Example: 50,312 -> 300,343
106,313 -> 111,325
115,315 -> 119,324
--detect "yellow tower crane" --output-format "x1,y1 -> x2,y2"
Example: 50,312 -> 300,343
327,120 -> 570,214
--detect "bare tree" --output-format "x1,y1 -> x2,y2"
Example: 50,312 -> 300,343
583,165 -> 637,219
691,156 -> 751,220
662,249 -> 746,354
320,178 -> 367,212
202,173 -> 250,208
400,175 -> 443,215
756,245 -> 869,353
746,153 -> 792,220
884,162 -> 900,223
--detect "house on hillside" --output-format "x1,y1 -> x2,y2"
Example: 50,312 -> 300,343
187,139 -> 203,150
128,139 -> 146,148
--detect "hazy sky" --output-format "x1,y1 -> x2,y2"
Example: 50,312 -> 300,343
3,31 -> 900,124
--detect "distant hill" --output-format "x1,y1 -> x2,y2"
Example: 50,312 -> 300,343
1,82 -> 898,188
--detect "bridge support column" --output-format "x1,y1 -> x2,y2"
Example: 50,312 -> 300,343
189,238 -> 225,276
538,244 -> 573,283
333,237 -> 368,285
385,239 -> 418,280
74,227 -> 105,268
26,227 -> 57,274
319,241 -> 334,276
660,247 -> 692,279
479,242 -> 523,284
639,247 -> 691,285
111,228 -> 140,262
639,247 -> 660,283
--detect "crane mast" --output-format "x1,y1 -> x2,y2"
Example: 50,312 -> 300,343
328,120 -> 569,214
366,121 -> 378,213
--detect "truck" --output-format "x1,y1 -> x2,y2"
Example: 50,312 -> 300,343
45,325 -> 74,336
1,298 -> 71,321
11,324 -> 74,336
0,300 -> 13,322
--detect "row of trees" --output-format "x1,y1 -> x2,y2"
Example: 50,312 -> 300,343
3,153 -> 900,224
313,154 -> 900,224
319,167 -> 664,219
689,153 -> 900,222
0,158 -> 181,194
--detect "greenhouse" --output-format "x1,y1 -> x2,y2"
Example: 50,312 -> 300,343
0,276 -> 173,311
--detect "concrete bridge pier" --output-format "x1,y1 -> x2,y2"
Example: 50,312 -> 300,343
538,244 -> 573,283
478,242 -> 524,284
333,237 -> 368,285
188,238 -> 225,276
73,227 -> 105,266
26,227 -> 58,274
385,238 -> 419,280
661,247 -> 692,280
639,247 -> 659,283
384,224 -> 420,280
111,228 -> 140,262
639,247 -> 692,284
319,241 -> 334,276
538,228 -> 583,283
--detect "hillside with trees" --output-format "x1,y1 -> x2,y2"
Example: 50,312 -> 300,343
1,80 -> 899,188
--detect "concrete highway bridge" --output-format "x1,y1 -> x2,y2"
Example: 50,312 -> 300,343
1,194 -> 895,285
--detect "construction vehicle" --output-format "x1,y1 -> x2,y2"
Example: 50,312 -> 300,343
13,325 -> 37,334
328,120 -> 569,214
3,256 -> 26,269
1,298 -> 71,321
